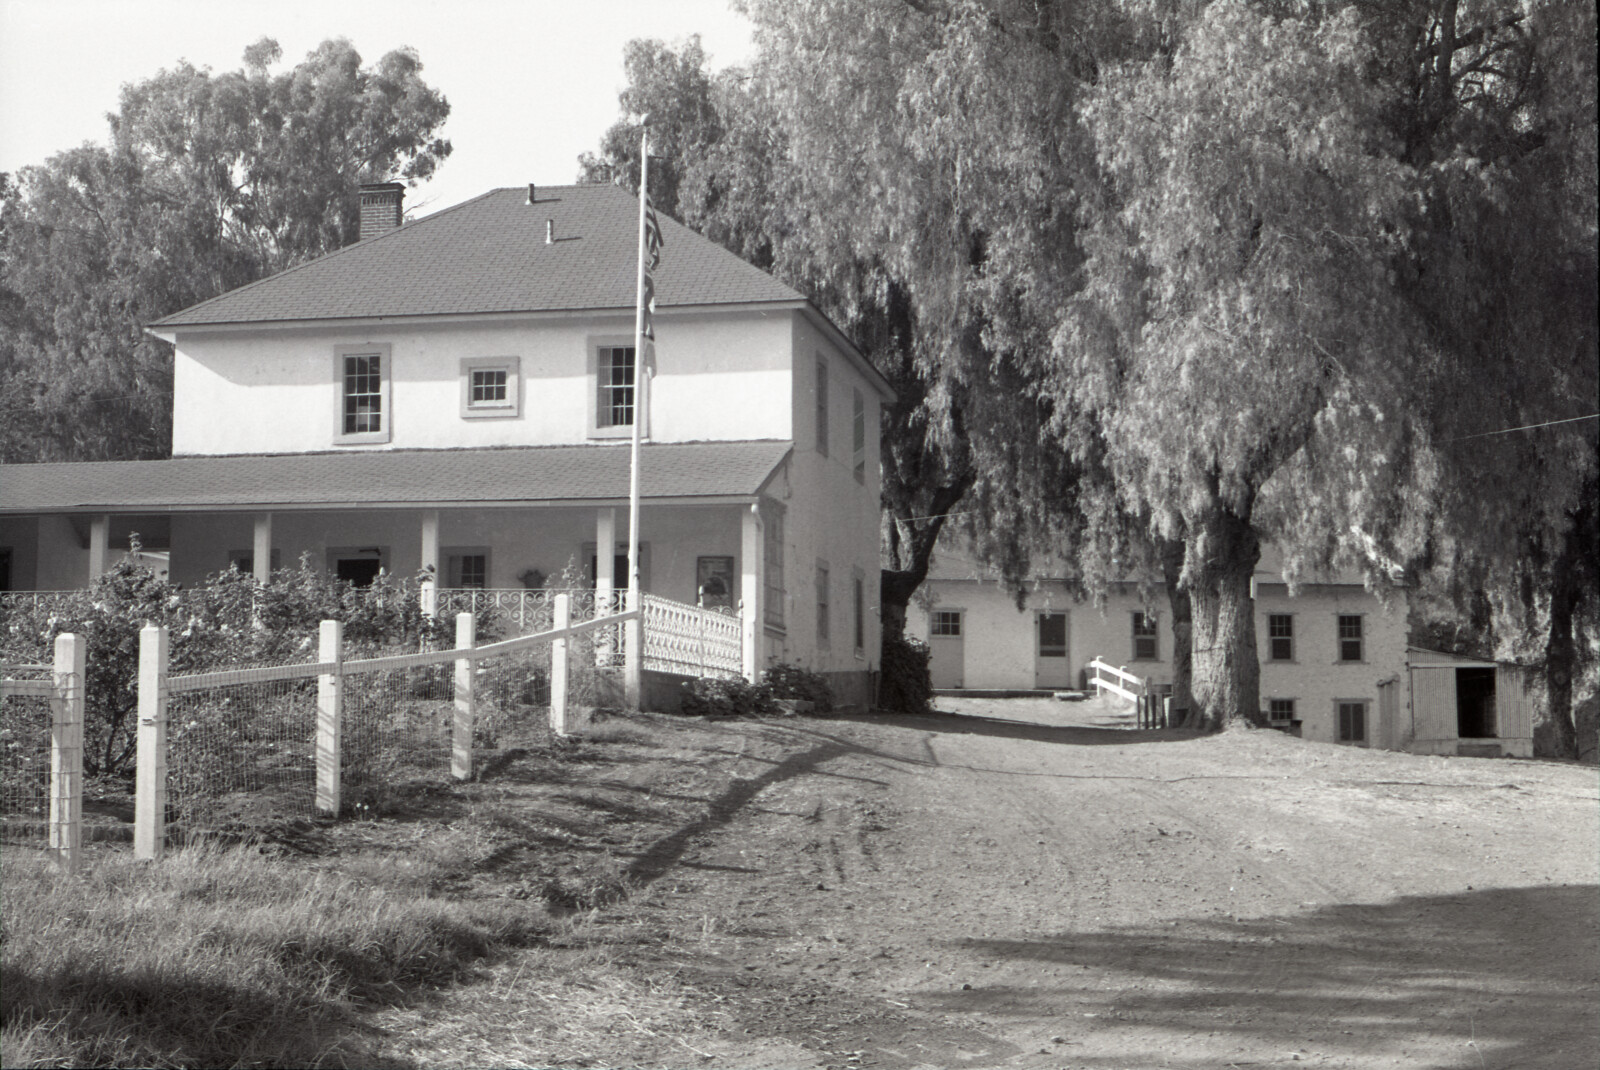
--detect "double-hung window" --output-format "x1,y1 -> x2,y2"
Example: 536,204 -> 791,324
1338,615 -> 1364,662
816,560 -> 831,646
1268,614 -> 1294,661
763,507 -> 785,628
591,344 -> 637,435
335,344 -> 391,444
815,357 -> 829,457
852,387 -> 867,484
1132,611 -> 1159,660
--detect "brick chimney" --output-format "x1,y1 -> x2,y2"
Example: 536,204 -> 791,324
358,182 -> 406,240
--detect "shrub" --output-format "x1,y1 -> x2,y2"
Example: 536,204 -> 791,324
761,663 -> 834,713
678,676 -> 772,718
879,634 -> 932,714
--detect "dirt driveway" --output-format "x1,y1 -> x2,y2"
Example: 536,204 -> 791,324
370,698 -> 1600,1069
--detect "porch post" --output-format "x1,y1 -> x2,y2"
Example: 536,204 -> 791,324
420,509 -> 440,616
252,513 -> 273,584
87,514 -> 109,583
741,503 -> 762,682
595,507 -> 616,609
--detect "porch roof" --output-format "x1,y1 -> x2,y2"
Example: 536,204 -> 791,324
0,441 -> 792,513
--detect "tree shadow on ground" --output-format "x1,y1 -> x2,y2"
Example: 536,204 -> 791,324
922,884 -> 1599,1068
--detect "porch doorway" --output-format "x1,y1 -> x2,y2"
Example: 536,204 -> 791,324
1457,667 -> 1497,738
929,609 -> 964,689
336,557 -> 382,587
1035,611 -> 1071,689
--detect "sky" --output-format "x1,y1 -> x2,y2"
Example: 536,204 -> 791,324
0,0 -> 755,218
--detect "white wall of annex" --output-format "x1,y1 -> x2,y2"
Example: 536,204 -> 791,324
170,310 -> 794,456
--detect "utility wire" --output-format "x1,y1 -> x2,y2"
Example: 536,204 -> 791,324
1447,413 -> 1598,442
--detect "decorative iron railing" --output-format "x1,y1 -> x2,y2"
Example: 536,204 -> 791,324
641,594 -> 744,680
435,588 -> 599,635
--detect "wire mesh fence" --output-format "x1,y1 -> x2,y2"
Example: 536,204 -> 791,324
341,661 -> 456,806
166,677 -> 320,837
1,666 -> 55,841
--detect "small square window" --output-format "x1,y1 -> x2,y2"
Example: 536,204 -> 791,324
460,357 -> 520,418
1132,611 -> 1159,660
1338,700 -> 1368,743
1338,615 -> 1364,662
932,610 -> 962,637
1268,698 -> 1296,722
1268,614 -> 1294,661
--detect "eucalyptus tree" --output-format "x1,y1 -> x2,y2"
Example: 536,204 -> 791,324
0,38 -> 452,461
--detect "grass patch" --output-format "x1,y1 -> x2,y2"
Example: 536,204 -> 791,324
1,842 -> 551,1069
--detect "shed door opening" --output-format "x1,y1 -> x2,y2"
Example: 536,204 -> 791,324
1456,667 -> 1497,738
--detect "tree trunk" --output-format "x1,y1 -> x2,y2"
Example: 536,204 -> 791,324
1185,506 -> 1263,730
1543,534 -> 1580,760
1159,537 -> 1195,725
880,568 -> 922,644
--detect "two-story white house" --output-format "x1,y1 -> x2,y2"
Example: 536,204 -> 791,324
0,183 -> 893,706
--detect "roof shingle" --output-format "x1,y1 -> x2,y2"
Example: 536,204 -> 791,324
0,441 -> 793,512
150,185 -> 804,328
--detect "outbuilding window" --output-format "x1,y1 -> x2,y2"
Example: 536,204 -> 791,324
1338,615 -> 1364,662
1132,612 -> 1159,660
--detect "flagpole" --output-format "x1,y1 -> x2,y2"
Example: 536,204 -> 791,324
625,125 -> 648,706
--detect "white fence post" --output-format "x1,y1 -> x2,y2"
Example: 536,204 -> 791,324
135,624 -> 168,861
316,620 -> 343,816
624,588 -> 642,709
550,593 -> 571,737
50,632 -> 85,872
453,612 -> 475,780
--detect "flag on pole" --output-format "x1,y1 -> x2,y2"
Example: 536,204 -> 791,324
640,193 -> 664,377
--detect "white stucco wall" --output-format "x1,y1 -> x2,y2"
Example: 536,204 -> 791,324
170,309 -> 795,455
168,504 -> 747,602
764,315 -> 883,684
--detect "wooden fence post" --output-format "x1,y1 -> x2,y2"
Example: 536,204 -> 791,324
453,612 -> 475,780
550,593 -> 570,737
50,632 -> 85,872
135,624 -> 168,861
316,620 -> 343,816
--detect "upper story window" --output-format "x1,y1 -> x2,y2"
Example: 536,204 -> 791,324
1338,615 -> 1364,662
852,387 -> 867,484
334,344 -> 391,445
588,341 -> 639,438
815,356 -> 829,457
460,357 -> 520,419
1132,611 -> 1159,660
1267,613 -> 1294,661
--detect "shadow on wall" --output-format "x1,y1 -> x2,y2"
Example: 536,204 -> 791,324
926,884 -> 1600,1068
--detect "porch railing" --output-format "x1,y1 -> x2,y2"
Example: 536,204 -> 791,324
435,587 -> 598,634
641,594 -> 744,680
1088,657 -> 1143,703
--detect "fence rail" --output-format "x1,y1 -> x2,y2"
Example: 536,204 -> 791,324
1087,657 -> 1144,703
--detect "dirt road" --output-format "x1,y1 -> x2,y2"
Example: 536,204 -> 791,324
370,699 -> 1600,1069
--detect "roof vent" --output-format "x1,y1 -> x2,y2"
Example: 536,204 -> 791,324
546,218 -> 554,244
526,183 -> 536,204
358,182 -> 405,241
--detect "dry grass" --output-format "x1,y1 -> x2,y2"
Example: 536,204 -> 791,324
1,841 -> 552,1069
